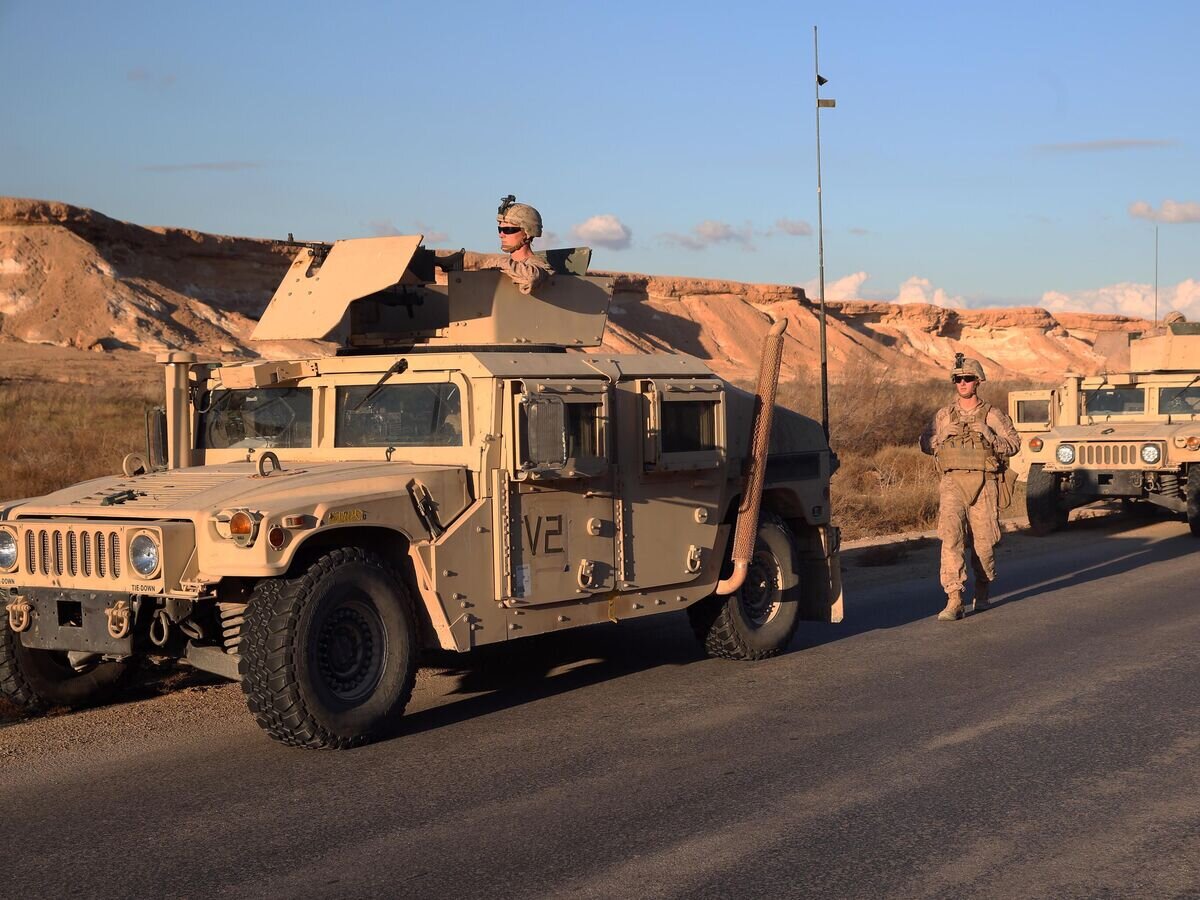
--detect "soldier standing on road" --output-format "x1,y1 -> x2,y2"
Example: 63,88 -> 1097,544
435,195 -> 553,295
919,354 -> 1021,621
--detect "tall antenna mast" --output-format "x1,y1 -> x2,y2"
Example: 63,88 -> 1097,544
1154,225 -> 1159,325
813,26 -> 836,441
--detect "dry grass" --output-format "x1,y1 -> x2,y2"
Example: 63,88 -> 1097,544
0,379 -> 160,502
772,366 -> 1046,541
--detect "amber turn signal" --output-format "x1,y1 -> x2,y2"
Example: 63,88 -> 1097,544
229,511 -> 254,536
1028,437 -> 1044,452
1187,436 -> 1200,451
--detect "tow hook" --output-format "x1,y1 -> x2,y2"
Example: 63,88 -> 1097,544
105,599 -> 133,640
6,596 -> 32,633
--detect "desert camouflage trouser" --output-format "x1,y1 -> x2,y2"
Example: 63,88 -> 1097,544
937,472 -> 1002,594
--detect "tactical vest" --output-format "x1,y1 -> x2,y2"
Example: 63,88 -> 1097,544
936,402 -> 1001,474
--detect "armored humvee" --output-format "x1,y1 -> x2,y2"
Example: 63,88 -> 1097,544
0,236 -> 842,748
1008,318 -> 1200,536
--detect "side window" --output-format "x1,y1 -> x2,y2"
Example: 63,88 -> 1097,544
514,383 -> 609,478
643,380 -> 724,472
1015,399 -> 1050,424
566,402 -> 603,458
661,400 -> 718,453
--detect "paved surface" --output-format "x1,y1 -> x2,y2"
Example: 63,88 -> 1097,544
2,515 -> 1198,899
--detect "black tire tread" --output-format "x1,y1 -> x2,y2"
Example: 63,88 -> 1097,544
687,514 -> 799,661
239,547 -> 416,750
1026,463 -> 1067,536
1186,469 -> 1200,538
0,620 -> 39,711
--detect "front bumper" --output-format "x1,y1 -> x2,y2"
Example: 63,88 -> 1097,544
1062,468 -> 1146,499
7,588 -> 138,655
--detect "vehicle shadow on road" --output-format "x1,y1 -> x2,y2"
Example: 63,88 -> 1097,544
794,517 -> 1196,650
382,616 -> 705,742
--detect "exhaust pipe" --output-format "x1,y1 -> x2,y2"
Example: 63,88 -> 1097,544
716,318 -> 788,595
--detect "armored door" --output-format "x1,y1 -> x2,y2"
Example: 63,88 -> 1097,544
495,381 -> 616,605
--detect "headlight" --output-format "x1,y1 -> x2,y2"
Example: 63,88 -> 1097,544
1056,444 -> 1076,464
129,533 -> 161,577
0,528 -> 17,571
1141,443 -> 1161,464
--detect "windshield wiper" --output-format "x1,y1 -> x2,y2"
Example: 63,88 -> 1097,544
353,359 -> 408,411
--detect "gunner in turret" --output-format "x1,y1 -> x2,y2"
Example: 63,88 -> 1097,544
919,354 -> 1021,621
435,195 -> 553,295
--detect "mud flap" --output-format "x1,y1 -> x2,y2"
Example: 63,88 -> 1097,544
793,523 -> 844,623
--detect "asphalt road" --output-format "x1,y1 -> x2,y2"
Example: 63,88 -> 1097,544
2,514 -> 1198,899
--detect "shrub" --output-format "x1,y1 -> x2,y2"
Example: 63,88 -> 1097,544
0,379 -> 160,502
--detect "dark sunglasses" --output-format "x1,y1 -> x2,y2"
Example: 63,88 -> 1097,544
953,375 -> 978,384
497,225 -> 523,235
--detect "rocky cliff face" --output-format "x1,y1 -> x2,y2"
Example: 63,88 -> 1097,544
0,197 -> 1149,383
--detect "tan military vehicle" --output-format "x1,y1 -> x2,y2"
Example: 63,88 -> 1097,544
0,236 -> 842,748
1008,318 -> 1200,536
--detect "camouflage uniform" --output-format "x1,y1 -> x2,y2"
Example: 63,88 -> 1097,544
473,252 -> 553,295
920,396 -> 1020,615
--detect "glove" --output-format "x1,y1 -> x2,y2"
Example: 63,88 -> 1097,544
972,422 -> 997,444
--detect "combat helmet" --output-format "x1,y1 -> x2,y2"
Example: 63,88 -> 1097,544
950,352 -> 986,382
497,194 -> 543,240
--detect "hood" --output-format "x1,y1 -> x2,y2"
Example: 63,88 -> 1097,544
1047,422 -> 1197,441
10,460 -> 470,522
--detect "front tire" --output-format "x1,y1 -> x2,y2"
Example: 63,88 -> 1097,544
688,514 -> 802,660
0,621 -> 135,711
239,548 -> 418,749
1186,469 -> 1200,537
1026,463 -> 1068,536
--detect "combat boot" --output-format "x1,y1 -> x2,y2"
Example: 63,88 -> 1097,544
973,579 -> 990,612
937,591 -> 964,621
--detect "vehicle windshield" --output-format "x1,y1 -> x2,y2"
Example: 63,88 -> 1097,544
1082,388 -> 1145,416
1158,386 -> 1200,415
200,387 -> 313,449
336,383 -> 463,447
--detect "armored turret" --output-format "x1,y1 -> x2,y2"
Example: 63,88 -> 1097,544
1128,318 -> 1200,372
252,236 -> 611,350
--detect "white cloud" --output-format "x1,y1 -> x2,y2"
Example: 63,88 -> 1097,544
895,276 -> 966,309
773,217 -> 813,237
662,220 -> 755,251
1036,139 -> 1177,153
1041,279 -> 1200,320
801,271 -> 965,307
801,271 -> 869,301
1129,199 -> 1200,224
570,214 -> 632,250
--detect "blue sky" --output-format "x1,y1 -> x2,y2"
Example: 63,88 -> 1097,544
2,0 -> 1198,317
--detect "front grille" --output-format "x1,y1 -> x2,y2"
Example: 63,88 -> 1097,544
1079,442 -> 1160,467
23,527 -> 124,581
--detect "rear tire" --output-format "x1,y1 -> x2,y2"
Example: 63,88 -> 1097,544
239,548 -> 418,749
1187,470 -> 1200,537
688,514 -> 801,660
0,620 -> 135,711
1026,463 -> 1068,536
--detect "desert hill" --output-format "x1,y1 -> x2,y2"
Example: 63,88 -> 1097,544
0,197 -> 1148,385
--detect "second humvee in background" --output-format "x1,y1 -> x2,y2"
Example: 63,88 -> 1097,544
1008,317 -> 1200,535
